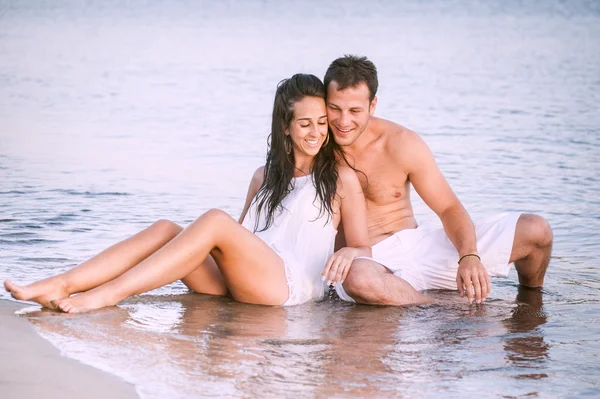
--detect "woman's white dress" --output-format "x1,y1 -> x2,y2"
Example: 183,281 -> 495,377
242,175 -> 336,306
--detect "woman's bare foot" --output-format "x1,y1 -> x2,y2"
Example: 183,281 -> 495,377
4,279 -> 70,309
53,290 -> 113,314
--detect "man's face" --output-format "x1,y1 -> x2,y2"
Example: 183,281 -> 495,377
326,81 -> 377,147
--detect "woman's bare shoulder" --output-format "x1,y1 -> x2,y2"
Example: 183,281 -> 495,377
251,165 -> 266,186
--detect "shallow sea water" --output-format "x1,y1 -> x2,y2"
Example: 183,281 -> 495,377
1,1 -> 599,398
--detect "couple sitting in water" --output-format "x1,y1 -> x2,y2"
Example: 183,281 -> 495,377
4,55 -> 553,313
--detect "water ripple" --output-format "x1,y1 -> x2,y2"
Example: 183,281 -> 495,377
1,1 -> 599,398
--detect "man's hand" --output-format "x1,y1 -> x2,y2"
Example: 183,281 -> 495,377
456,256 -> 491,303
321,247 -> 358,286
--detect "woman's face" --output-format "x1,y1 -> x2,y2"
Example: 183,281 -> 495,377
286,96 -> 328,159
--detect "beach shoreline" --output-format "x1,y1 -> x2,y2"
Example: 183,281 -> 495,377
0,299 -> 139,399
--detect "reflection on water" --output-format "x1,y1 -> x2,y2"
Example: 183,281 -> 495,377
16,288 -> 566,398
2,0 -> 600,397
502,287 -> 549,381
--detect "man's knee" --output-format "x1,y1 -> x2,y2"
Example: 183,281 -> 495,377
517,214 -> 553,249
343,259 -> 387,299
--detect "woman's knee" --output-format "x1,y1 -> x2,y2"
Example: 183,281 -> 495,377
152,219 -> 183,237
197,209 -> 233,226
190,210 -> 236,241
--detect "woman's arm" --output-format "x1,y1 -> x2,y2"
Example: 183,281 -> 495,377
238,166 -> 265,224
321,166 -> 371,285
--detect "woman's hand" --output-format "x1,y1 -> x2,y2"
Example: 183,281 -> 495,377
321,247 -> 360,286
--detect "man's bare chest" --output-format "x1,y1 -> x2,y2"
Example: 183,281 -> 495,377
353,158 -> 409,206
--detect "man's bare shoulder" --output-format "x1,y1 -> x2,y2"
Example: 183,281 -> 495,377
371,117 -> 425,156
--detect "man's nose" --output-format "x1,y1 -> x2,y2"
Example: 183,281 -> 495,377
339,112 -> 350,126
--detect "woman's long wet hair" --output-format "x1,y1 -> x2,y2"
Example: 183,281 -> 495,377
252,74 -> 339,232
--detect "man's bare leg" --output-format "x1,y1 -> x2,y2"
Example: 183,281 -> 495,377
341,259 -> 432,306
340,214 -> 552,306
4,219 -> 183,308
509,214 -> 553,287
53,209 -> 290,313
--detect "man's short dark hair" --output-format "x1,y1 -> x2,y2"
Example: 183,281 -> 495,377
324,55 -> 378,102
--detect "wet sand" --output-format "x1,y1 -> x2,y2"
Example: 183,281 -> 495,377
0,299 -> 139,399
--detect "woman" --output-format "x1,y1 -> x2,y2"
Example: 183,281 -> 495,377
4,74 -> 370,312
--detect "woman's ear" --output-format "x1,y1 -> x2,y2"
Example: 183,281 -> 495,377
282,119 -> 290,135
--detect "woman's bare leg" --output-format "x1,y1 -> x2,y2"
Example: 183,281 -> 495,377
181,255 -> 229,297
54,209 -> 289,313
4,220 -> 183,308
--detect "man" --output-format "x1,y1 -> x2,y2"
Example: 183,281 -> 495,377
325,55 -> 553,305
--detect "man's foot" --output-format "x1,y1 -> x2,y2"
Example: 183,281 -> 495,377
53,291 -> 111,313
4,279 -> 70,309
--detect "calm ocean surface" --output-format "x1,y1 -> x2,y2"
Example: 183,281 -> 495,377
1,0 -> 599,397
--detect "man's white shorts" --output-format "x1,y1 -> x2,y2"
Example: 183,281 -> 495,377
335,212 -> 521,302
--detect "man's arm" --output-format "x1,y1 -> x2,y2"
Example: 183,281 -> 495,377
399,129 -> 490,303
